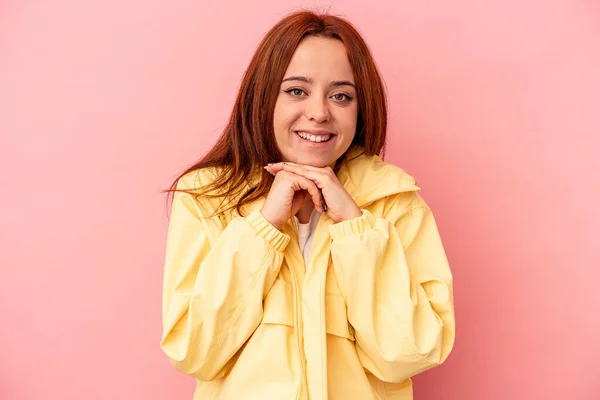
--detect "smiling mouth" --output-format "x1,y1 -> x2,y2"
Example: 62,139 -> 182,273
295,131 -> 333,143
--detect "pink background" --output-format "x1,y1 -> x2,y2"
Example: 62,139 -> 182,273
1,0 -> 599,399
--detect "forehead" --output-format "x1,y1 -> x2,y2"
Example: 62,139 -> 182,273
283,36 -> 354,81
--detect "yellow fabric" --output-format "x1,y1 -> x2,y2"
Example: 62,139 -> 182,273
160,147 -> 455,399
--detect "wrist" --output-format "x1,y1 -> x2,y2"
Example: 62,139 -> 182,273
260,207 -> 284,231
342,206 -> 362,222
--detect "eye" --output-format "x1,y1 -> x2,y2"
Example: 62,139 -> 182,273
284,88 -> 306,97
332,93 -> 352,101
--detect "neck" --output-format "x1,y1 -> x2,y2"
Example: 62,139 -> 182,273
296,196 -> 315,224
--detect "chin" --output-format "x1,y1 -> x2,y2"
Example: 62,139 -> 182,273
291,154 -> 335,168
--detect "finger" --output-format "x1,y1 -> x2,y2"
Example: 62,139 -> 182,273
265,163 -> 285,172
272,162 -> 334,175
264,165 -> 288,177
289,174 -> 325,212
266,164 -> 319,179
266,163 -> 328,180
283,165 -> 327,189
281,164 -> 330,189
264,166 -> 278,176
271,168 -> 328,211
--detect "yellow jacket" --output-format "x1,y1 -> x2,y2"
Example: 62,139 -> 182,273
160,148 -> 455,399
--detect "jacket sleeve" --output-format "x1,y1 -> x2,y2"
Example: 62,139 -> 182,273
328,194 -> 455,383
160,172 -> 290,380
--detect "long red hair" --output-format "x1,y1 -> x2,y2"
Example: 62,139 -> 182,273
167,10 -> 388,216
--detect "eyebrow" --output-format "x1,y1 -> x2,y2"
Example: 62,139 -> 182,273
281,76 -> 356,89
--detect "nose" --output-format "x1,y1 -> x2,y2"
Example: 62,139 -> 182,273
305,95 -> 330,123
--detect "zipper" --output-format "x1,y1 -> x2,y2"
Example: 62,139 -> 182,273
306,214 -> 330,400
318,255 -> 328,399
288,219 -> 308,398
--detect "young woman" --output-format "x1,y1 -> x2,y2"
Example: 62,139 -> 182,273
160,10 -> 455,400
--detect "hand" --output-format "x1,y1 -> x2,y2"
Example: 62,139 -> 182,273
260,167 -> 326,231
264,162 -> 362,224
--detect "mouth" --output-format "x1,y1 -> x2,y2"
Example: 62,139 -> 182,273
294,131 -> 334,143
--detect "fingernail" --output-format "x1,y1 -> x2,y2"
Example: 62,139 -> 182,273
321,201 -> 328,212
268,163 -> 274,166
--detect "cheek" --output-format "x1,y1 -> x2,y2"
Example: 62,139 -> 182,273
273,100 -> 300,130
337,106 -> 358,139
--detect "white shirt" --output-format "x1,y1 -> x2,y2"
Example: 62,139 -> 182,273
293,209 -> 321,264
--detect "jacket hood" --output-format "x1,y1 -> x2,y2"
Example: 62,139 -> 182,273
338,146 -> 421,208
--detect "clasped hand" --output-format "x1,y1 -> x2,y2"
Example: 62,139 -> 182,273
260,162 -> 362,231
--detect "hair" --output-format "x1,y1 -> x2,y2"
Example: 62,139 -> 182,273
166,10 -> 388,216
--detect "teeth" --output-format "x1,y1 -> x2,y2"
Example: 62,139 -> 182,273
297,131 -> 331,143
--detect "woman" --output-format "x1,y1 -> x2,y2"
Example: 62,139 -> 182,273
160,10 -> 455,400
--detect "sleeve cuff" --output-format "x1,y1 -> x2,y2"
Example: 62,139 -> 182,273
246,210 -> 290,252
329,209 -> 376,240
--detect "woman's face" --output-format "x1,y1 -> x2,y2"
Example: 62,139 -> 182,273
273,36 -> 358,167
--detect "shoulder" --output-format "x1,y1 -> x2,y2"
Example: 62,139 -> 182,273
172,167 -> 233,219
175,167 -> 222,192
177,167 -> 231,197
